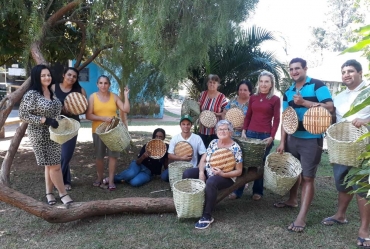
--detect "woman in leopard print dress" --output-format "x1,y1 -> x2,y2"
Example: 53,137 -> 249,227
19,65 -> 74,205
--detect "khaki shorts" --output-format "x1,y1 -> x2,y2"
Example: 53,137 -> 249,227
92,133 -> 120,159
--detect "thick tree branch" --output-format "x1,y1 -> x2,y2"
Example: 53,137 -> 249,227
77,45 -> 113,70
73,21 -> 87,67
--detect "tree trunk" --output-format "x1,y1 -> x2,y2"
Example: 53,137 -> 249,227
120,90 -> 128,127
0,123 -> 28,186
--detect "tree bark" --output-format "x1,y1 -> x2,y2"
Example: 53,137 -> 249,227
0,123 -> 28,186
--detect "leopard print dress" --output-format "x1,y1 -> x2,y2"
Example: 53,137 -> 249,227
19,90 -> 62,166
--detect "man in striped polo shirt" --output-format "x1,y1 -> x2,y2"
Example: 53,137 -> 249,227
275,58 -> 334,232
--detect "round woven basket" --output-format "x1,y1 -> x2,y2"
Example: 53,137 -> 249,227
209,148 -> 236,173
173,179 -> 205,218
64,92 -> 88,115
233,137 -> 267,169
225,107 -> 245,129
199,110 -> 217,128
174,141 -> 194,157
168,161 -> 193,190
49,115 -> 80,145
181,99 -> 200,121
303,106 -> 331,134
264,152 -> 302,196
95,117 -> 131,152
282,106 -> 298,134
326,122 -> 369,167
146,139 -> 167,159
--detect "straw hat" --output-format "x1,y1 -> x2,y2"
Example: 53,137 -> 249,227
225,107 -> 245,128
174,141 -> 194,157
146,139 -> 167,159
64,92 -> 88,115
303,106 -> 331,134
209,148 -> 236,172
282,106 -> 298,134
199,110 -> 217,128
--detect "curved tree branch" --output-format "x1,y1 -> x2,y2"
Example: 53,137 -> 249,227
77,45 -> 113,71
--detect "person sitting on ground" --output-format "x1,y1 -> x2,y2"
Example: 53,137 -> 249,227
182,120 -> 243,229
103,128 -> 169,187
162,115 -> 206,182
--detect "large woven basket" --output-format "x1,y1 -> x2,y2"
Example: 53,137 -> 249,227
225,107 -> 245,129
326,122 -> 369,167
64,92 -> 88,115
181,99 -> 200,121
50,115 -> 80,145
173,179 -> 205,218
174,141 -> 194,157
303,106 -> 331,134
233,137 -> 267,169
146,139 -> 167,159
168,161 -> 193,190
282,106 -> 298,134
95,117 -> 131,152
264,152 -> 302,196
199,110 -> 217,128
209,148 -> 236,172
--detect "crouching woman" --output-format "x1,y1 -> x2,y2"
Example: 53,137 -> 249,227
182,120 -> 243,229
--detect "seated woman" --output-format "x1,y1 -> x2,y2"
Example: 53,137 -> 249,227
103,128 -> 168,187
182,120 -> 243,229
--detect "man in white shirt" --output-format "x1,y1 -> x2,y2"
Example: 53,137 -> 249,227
321,60 -> 370,248
161,114 -> 207,181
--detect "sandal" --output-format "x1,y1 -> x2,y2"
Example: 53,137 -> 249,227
108,184 -> 116,191
195,217 -> 214,229
357,237 -> 370,248
45,193 -> 56,206
93,180 -> 102,187
102,177 -> 109,185
60,194 -> 74,204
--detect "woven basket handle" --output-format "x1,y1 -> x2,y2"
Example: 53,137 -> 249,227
57,115 -> 72,123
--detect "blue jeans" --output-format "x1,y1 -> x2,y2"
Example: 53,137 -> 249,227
233,130 -> 274,198
114,160 -> 152,187
61,135 -> 78,185
161,169 -> 169,182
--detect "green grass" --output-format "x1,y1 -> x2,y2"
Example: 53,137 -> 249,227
0,135 -> 361,249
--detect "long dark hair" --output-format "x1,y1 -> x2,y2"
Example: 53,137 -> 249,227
152,128 -> 166,139
63,67 -> 82,91
29,64 -> 55,99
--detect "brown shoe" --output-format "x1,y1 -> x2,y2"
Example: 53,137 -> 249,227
252,194 -> 262,201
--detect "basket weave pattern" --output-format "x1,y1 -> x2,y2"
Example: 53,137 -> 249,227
146,139 -> 167,159
233,137 -> 267,169
225,107 -> 245,129
199,110 -> 217,128
173,179 -> 205,218
64,92 -> 88,115
168,161 -> 193,190
50,115 -> 80,145
209,148 -> 236,172
174,141 -> 193,157
303,106 -> 331,134
95,117 -> 131,152
282,107 -> 298,134
326,122 -> 369,167
264,152 -> 302,196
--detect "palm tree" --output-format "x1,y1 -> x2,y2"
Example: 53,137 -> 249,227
187,26 -> 288,98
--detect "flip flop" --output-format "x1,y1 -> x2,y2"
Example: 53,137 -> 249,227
287,222 -> 305,233
195,217 -> 214,229
357,237 -> 370,248
273,202 -> 298,208
93,180 -> 102,187
321,217 -> 348,226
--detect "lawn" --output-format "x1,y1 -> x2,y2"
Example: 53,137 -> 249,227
0,132 -> 361,249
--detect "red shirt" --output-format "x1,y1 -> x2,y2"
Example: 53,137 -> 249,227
243,94 -> 281,139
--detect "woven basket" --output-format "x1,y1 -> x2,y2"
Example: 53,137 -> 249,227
95,117 -> 131,152
181,99 -> 200,121
209,148 -> 236,172
174,141 -> 194,157
233,137 -> 267,169
146,139 -> 167,159
225,107 -> 245,129
64,92 -> 88,115
173,179 -> 205,218
326,122 -> 369,167
264,152 -> 302,196
199,110 -> 217,128
303,106 -> 331,134
168,161 -> 193,190
282,106 -> 298,134
49,115 -> 80,144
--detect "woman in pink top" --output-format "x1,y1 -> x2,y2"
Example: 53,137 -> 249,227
198,74 -> 228,147
241,71 -> 280,200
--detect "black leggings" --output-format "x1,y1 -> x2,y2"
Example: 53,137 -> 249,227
182,168 -> 234,219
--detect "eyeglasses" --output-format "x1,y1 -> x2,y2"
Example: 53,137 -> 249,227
217,128 -> 230,132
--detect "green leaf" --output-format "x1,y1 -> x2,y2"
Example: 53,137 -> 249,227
343,87 -> 370,117
340,39 -> 370,54
366,144 -> 370,151
359,152 -> 370,159
357,25 -> 370,35
356,132 -> 370,142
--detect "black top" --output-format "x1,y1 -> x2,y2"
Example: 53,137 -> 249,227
54,83 -> 81,121
139,143 -> 169,175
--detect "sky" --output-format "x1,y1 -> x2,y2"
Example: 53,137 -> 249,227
241,0 -> 370,80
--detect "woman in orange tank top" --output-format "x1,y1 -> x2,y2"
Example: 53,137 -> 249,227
86,75 -> 130,190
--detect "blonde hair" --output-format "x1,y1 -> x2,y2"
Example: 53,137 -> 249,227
255,70 -> 275,99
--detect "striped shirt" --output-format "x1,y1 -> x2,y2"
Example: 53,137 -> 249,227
199,91 -> 228,135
